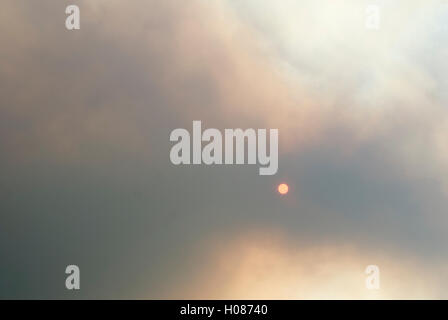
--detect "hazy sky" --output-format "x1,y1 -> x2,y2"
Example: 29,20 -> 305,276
1,0 -> 448,299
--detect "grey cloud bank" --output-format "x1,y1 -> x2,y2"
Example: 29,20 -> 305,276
0,0 -> 448,298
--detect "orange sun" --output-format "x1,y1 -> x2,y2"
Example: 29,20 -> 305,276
277,183 -> 289,195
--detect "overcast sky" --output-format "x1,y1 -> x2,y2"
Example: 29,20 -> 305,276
1,0 -> 448,298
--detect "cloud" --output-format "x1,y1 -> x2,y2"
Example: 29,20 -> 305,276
0,0 -> 448,298
168,231 -> 444,299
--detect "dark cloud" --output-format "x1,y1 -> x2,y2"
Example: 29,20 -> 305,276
1,0 -> 447,298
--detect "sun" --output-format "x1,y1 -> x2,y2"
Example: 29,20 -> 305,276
277,183 -> 289,195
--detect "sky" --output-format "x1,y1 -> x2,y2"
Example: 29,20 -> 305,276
1,0 -> 448,299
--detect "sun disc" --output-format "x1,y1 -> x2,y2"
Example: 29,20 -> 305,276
278,183 -> 289,195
